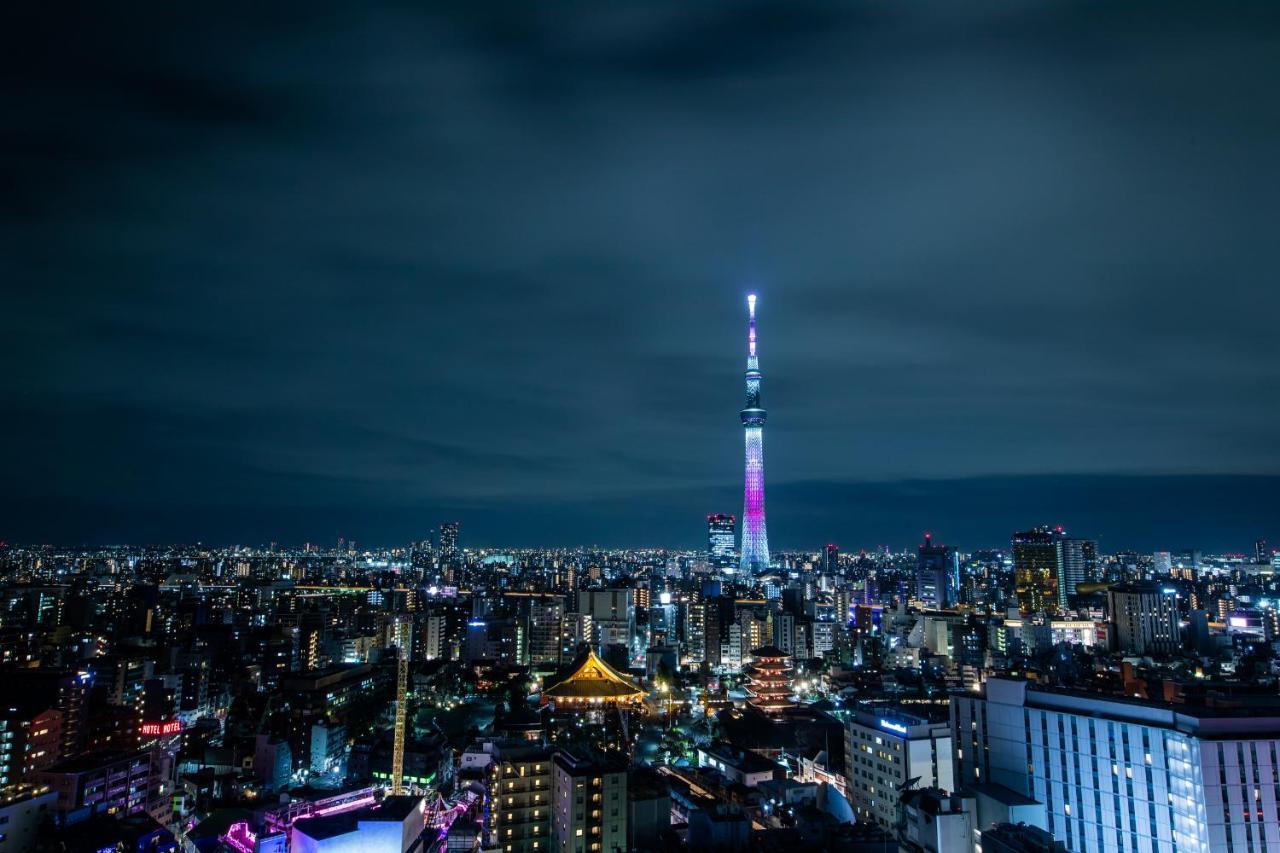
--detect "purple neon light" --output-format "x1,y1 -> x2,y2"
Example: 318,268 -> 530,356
741,427 -> 769,569
740,294 -> 769,571
222,822 -> 257,853
313,794 -> 377,816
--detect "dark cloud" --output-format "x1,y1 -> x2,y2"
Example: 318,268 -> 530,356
3,1 -> 1279,550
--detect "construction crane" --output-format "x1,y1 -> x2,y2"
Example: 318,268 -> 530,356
392,615 -> 412,795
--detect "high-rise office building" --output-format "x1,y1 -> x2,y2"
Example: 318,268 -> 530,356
438,522 -> 459,561
739,294 -> 770,573
953,677 -> 1280,853
706,514 -> 737,569
1013,526 -> 1066,614
823,544 -> 839,574
1060,536 -> 1097,604
1257,538 -> 1272,564
915,533 -> 959,609
1107,582 -> 1180,654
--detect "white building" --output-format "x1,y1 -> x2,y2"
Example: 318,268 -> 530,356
422,614 -> 445,661
952,677 -> 1280,853
844,706 -> 954,830
900,788 -> 972,853
291,795 -> 426,853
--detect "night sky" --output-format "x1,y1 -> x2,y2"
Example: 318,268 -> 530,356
4,2 -> 1279,551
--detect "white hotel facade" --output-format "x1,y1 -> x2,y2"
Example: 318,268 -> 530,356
952,678 -> 1280,853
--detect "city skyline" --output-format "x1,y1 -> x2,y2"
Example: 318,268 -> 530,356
7,6 -> 1280,853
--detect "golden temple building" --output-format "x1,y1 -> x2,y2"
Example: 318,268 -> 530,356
539,648 -> 644,709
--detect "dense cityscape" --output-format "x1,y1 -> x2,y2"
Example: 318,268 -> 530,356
2,296 -> 1278,853
9,4 -> 1280,853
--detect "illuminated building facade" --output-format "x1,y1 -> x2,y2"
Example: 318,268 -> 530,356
739,294 -> 770,573
1061,536 -> 1098,605
30,749 -> 158,818
488,744 -> 554,853
953,678 -> 1280,853
438,522 -> 459,563
744,645 -> 794,715
1013,526 -> 1066,614
916,533 -> 960,609
1107,582 -> 1180,654
539,649 -> 643,711
551,749 -> 628,853
844,706 -> 954,830
706,514 -> 736,569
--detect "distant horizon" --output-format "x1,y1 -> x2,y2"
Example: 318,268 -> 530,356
5,472 -> 1275,556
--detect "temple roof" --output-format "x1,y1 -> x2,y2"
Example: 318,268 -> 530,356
749,645 -> 790,659
541,648 -> 644,700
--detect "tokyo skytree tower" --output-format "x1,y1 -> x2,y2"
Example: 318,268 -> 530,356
739,294 -> 770,572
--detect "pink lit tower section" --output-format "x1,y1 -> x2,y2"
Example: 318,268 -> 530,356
739,293 -> 771,572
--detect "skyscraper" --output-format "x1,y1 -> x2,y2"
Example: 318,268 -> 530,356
1060,536 -> 1097,603
706,514 -> 736,569
739,293 -> 770,572
438,521 -> 459,559
823,543 -> 839,574
915,532 -> 959,609
1012,525 -> 1065,614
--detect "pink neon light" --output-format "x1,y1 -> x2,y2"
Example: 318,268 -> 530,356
740,294 -> 769,571
222,822 -> 257,853
313,795 -> 377,817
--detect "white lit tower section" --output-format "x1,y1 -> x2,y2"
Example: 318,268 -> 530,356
740,293 -> 770,572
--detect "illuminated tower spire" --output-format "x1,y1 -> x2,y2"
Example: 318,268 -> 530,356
740,293 -> 770,572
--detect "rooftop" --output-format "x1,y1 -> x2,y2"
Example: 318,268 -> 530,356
984,677 -> 1280,737
700,742 -> 781,775
33,749 -> 149,775
292,815 -> 357,841
541,648 -> 643,701
553,747 -> 628,775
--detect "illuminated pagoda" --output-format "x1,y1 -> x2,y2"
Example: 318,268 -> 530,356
540,648 -> 644,710
745,645 -> 794,715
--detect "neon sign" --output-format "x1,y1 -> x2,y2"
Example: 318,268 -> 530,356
140,721 -> 182,737
879,719 -> 909,735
